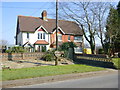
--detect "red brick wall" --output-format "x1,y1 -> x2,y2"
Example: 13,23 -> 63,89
50,32 -> 75,43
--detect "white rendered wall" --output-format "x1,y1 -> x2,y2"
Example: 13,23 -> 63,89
21,30 -> 50,51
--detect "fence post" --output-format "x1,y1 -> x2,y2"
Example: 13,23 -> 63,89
21,53 -> 24,59
8,53 -> 12,60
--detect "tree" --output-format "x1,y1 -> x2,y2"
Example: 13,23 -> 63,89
117,1 -> 120,16
59,2 -> 110,54
105,6 -> 120,56
0,40 -> 8,53
0,40 -> 8,46
60,42 -> 77,51
90,3 -> 110,54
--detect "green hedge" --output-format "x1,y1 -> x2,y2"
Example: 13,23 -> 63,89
112,58 -> 120,69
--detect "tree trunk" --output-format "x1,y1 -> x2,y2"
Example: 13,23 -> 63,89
90,42 -> 95,54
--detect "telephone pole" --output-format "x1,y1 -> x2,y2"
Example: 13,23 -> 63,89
56,0 -> 58,50
55,0 -> 59,66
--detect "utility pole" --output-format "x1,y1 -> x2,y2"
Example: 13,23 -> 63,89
56,0 -> 58,50
55,0 -> 59,66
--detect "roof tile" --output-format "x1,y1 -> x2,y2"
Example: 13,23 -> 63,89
17,15 -> 83,35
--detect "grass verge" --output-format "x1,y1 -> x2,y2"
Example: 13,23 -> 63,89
112,58 -> 120,69
2,64 -> 106,81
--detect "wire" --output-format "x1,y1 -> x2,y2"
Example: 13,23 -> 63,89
0,6 -> 54,9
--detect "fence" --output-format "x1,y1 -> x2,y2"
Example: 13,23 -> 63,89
74,54 -> 115,68
0,52 -> 45,61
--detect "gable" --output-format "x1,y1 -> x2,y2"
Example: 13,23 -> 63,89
36,26 -> 48,33
52,27 -> 65,35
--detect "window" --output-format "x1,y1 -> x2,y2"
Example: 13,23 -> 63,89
43,33 -> 45,39
58,34 -> 62,41
27,32 -> 29,39
68,35 -> 70,40
38,33 -> 45,39
74,47 -> 83,53
74,36 -> 82,42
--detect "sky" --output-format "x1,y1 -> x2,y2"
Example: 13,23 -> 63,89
0,0 -> 119,46
1,2 -> 56,45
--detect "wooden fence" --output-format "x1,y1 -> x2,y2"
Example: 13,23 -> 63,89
0,52 -> 45,61
74,54 -> 115,68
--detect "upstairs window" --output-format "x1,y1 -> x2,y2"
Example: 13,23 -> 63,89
74,36 -> 82,42
27,32 -> 29,39
38,33 -> 45,40
58,34 -> 62,41
68,35 -> 70,40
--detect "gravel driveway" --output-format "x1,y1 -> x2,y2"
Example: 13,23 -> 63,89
1,58 -> 74,69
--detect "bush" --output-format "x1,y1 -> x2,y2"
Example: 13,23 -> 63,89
42,51 -> 55,61
98,49 -> 104,54
42,46 -> 46,52
5,50 -> 12,53
5,46 -> 26,53
112,58 -> 120,69
60,42 -> 77,51
44,54 -> 53,61
118,52 -> 120,58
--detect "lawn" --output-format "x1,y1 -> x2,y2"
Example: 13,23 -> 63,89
112,58 -> 120,69
2,64 -> 106,81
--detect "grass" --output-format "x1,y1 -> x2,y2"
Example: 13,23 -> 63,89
2,64 -> 106,81
112,58 -> 120,69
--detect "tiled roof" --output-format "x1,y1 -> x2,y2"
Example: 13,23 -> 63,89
17,15 -> 83,35
34,40 -> 49,45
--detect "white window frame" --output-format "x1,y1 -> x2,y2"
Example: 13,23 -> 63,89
74,36 -> 82,42
68,35 -> 70,41
38,31 -> 46,40
58,34 -> 62,41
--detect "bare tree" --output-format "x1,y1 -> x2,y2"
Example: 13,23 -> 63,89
0,40 -> 8,52
91,3 -> 110,54
0,40 -> 8,46
59,2 -> 110,54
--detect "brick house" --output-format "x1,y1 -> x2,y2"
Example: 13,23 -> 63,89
16,10 -> 83,53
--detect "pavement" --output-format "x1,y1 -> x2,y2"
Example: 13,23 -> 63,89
15,72 -> 118,88
1,69 -> 118,88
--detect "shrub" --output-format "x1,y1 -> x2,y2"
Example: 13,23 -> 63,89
44,54 -> 53,61
58,42 -> 76,58
98,49 -> 104,54
42,51 -> 55,61
60,42 -> 77,51
5,50 -> 12,53
118,52 -> 120,58
112,58 -> 120,69
5,46 -> 26,53
42,46 -> 46,52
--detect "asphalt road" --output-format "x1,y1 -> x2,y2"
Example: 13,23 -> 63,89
15,73 -> 118,88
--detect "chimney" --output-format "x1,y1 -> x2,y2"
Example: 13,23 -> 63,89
42,10 -> 47,21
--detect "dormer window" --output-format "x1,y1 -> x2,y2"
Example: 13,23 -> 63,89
38,32 -> 45,40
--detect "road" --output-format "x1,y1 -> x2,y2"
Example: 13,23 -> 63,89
15,73 -> 118,88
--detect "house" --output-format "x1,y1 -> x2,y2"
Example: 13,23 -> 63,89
16,10 -> 83,53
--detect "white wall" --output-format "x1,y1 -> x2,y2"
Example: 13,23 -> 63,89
21,30 -> 50,50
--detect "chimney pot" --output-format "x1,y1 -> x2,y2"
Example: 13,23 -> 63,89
42,10 -> 47,21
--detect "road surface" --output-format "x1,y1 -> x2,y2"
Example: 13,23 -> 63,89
15,73 -> 118,88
